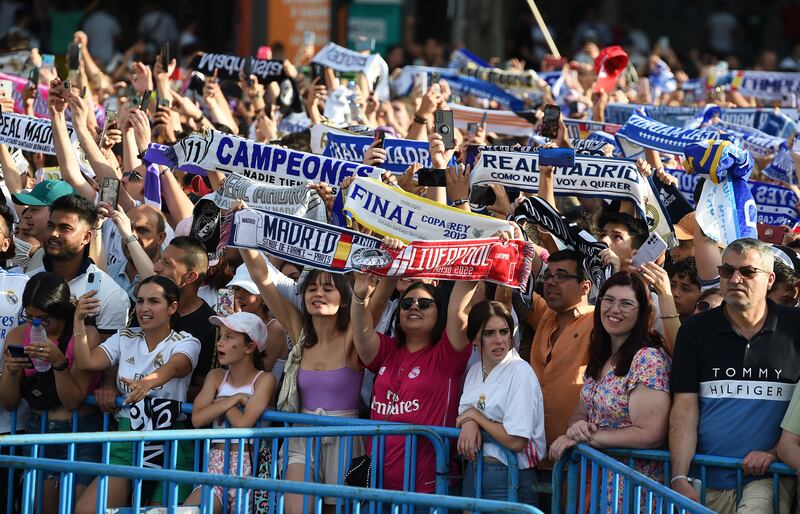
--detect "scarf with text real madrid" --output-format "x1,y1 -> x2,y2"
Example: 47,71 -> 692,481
470,149 -> 676,247
343,177 -> 513,242
684,140 -> 758,245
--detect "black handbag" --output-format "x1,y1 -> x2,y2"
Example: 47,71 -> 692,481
344,454 -> 372,488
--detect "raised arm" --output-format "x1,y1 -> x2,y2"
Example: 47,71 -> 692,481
446,280 -> 479,351
72,293 -> 113,371
48,80 -> 95,200
239,247 -> 303,344
350,272 -> 383,365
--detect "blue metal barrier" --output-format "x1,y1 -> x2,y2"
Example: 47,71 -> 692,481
0,453 -> 546,514
553,445 -> 714,514
604,448 -> 795,514
0,425 -> 448,514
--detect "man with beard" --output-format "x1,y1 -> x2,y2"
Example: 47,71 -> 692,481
107,205 -> 167,302
27,195 -> 129,340
11,180 -> 75,272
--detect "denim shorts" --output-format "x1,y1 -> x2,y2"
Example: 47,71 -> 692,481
25,412 -> 104,485
462,459 -> 539,507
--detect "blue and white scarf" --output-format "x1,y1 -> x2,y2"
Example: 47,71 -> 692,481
714,120 -> 784,159
604,103 -> 799,135
684,141 -> 758,245
615,111 -> 735,156
448,48 -> 490,69
762,143 -> 796,185
323,132 -> 455,173
725,70 -> 800,101
457,64 -> 544,91
392,66 -> 524,110
312,42 -> 390,100
670,168 -> 798,227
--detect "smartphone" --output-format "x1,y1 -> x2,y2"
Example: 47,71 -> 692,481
416,72 -> 428,95
160,41 -> 171,67
303,31 -> 315,47
129,95 -> 141,108
781,93 -> 797,109
28,67 -> 39,88
157,97 -> 170,109
541,104 -> 561,139
0,80 -> 11,99
539,147 -> 575,167
67,43 -> 81,71
140,89 -> 152,111
431,72 -> 441,86
417,168 -> 447,187
354,37 -> 375,52
6,345 -> 31,364
86,271 -> 102,293
467,122 -> 478,136
310,63 -> 324,82
434,110 -> 455,150
100,176 -> 121,209
479,111 -> 488,130
42,54 -> 55,69
62,79 -> 71,93
632,232 -> 668,267
469,185 -> 495,206
216,288 -> 235,315
99,109 -> 117,144
758,223 -> 787,245
244,57 -> 254,86
373,129 -> 385,149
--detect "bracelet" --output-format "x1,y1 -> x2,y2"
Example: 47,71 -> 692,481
413,114 -> 428,125
660,314 -> 680,319
193,114 -> 204,123
452,198 -> 469,206
52,360 -> 69,372
74,332 -> 87,337
670,475 -> 689,484
352,292 -> 372,305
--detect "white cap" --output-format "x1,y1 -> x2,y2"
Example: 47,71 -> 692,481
227,264 -> 259,295
209,312 -> 268,352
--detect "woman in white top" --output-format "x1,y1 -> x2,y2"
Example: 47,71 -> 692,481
72,275 -> 201,514
184,311 -> 276,513
456,300 -> 546,506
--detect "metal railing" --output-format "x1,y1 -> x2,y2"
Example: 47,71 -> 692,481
553,445 -> 714,514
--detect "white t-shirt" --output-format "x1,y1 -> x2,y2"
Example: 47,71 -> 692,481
99,327 -> 200,418
458,350 -> 546,469
27,262 -> 129,333
0,268 -> 29,433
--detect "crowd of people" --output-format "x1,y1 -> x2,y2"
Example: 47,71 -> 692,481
0,6 -> 799,514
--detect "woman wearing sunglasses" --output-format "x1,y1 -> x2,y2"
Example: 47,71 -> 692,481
549,271 -> 671,511
0,272 -> 103,514
694,287 -> 722,314
351,238 -> 480,494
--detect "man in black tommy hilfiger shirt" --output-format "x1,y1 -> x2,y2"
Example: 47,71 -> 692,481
670,238 -> 800,513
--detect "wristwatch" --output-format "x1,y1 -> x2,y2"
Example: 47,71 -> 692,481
124,234 -> 138,245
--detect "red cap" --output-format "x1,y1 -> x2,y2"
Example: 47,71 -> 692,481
593,46 -> 629,93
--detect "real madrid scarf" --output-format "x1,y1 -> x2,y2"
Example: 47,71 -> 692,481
0,111 -> 77,154
615,111 -> 735,156
762,143 -> 796,185
312,43 -> 390,99
670,167 -> 799,226
470,149 -> 676,247
391,65 -> 524,110
604,103 -> 799,136
343,177 -> 513,242
457,64 -> 545,91
226,207 -> 533,289
714,120 -> 784,160
721,70 -> 800,102
156,130 -> 386,188
211,173 -> 327,221
684,140 -> 758,245
323,132 -> 456,173
448,48 -> 490,69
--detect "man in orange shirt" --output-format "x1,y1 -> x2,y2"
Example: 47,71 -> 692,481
522,249 -> 594,472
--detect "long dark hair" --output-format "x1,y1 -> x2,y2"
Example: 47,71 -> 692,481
298,270 -> 351,348
586,272 -> 665,380
23,272 -> 75,344
466,300 -> 514,343
137,275 -> 181,328
392,282 -> 446,348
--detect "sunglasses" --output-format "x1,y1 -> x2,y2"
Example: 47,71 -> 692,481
717,264 -> 769,280
399,298 -> 436,311
20,311 -> 51,327
122,170 -> 143,182
695,300 -> 712,312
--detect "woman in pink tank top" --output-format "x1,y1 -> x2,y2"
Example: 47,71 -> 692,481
240,247 -> 365,514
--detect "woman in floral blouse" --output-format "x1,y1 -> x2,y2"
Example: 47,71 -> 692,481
549,271 -> 671,510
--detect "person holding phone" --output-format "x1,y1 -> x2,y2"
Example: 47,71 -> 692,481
0,272 -> 103,514
550,272 -> 671,512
